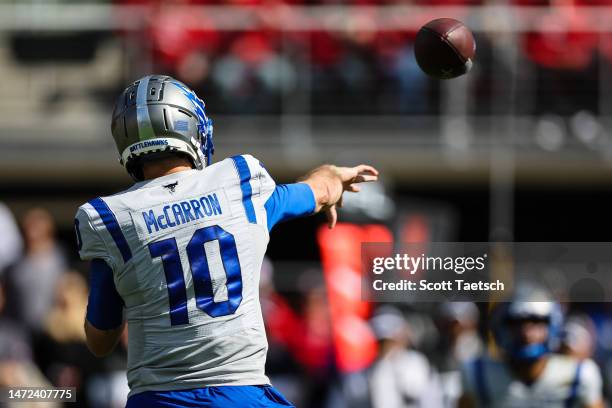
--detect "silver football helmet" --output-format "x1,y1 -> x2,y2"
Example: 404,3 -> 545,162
111,75 -> 214,181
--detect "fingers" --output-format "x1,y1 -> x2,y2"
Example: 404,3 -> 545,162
354,174 -> 378,183
354,164 -> 379,176
337,164 -> 379,183
338,164 -> 376,193
352,164 -> 379,183
346,184 -> 361,193
326,205 -> 337,229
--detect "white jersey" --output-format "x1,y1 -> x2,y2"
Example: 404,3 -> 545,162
461,354 -> 603,408
369,349 -> 445,408
75,155 -> 292,396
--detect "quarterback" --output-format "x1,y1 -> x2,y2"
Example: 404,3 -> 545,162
74,75 -> 378,407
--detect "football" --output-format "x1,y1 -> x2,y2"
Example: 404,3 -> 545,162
414,18 -> 476,79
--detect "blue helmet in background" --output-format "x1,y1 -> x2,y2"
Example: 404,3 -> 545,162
492,287 -> 563,362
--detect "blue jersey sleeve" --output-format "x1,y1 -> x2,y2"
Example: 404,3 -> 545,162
86,258 -> 124,330
264,183 -> 316,231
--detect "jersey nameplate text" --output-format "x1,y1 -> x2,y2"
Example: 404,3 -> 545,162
130,189 -> 231,241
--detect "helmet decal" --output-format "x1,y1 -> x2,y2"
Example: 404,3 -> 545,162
135,76 -> 155,140
172,81 -> 214,166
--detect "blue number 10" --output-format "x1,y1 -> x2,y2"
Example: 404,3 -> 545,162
148,225 -> 243,325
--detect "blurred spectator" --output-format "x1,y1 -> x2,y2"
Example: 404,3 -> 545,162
570,303 -> 612,403
146,0 -> 220,85
367,306 -> 445,408
372,1 -> 429,115
0,202 -> 23,276
560,314 -> 597,360
434,302 -> 483,408
0,281 -> 31,376
516,0 -> 600,115
522,4 -> 597,71
4,208 -> 67,333
0,278 -> 60,408
86,326 -> 130,408
33,271 -> 126,408
7,208 -> 66,331
378,39 -> 429,114
261,258 -> 334,408
210,30 -> 295,113
44,271 -> 88,344
435,302 -> 483,365
260,258 -> 305,405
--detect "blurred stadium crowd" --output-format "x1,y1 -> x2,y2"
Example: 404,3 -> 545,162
109,0 -> 612,118
1,201 -> 612,407
8,0 -> 612,119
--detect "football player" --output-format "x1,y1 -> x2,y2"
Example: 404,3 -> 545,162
458,289 -> 604,408
75,75 -> 379,407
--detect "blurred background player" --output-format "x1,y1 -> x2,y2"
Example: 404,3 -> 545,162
74,75 -> 379,407
458,287 -> 604,408
434,302 -> 483,407
324,305 -> 445,408
367,305 -> 445,408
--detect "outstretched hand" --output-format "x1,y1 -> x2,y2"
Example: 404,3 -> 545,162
322,164 -> 379,229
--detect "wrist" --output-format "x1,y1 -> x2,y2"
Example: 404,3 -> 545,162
300,165 -> 342,211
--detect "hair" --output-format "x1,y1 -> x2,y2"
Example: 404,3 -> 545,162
128,151 -> 195,181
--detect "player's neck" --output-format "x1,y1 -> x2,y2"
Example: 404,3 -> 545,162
142,157 -> 194,180
509,355 -> 548,385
